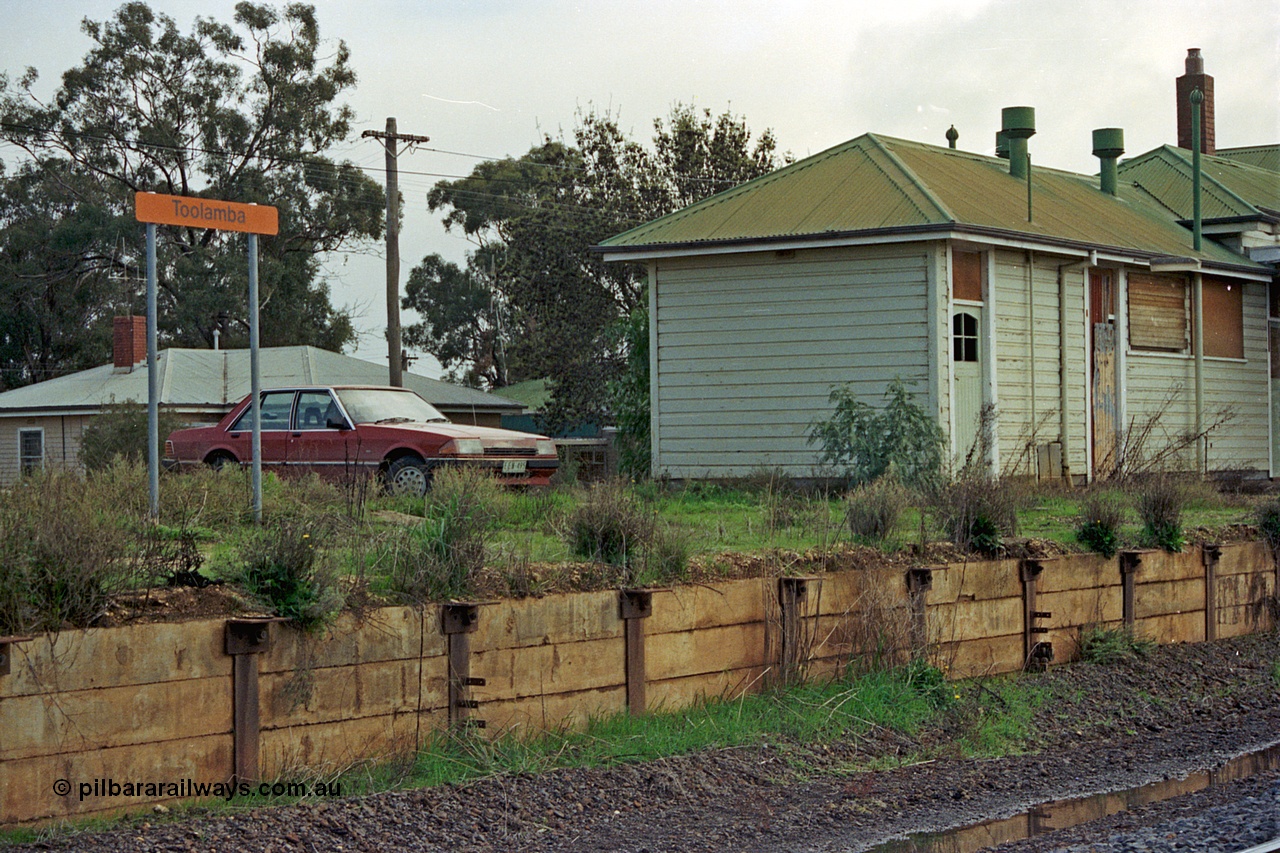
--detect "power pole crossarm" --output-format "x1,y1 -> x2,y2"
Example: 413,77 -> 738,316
363,118 -> 429,387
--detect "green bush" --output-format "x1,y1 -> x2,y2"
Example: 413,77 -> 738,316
566,479 -> 652,569
846,475 -> 909,545
808,377 -> 944,489
607,307 -> 651,481
1132,474 -> 1187,553
0,469 -> 146,634
1255,498 -> 1280,553
235,520 -> 343,630
1076,491 -> 1127,558
383,466 -> 500,603
79,402 -> 189,472
932,474 -> 1022,556
1080,624 -> 1155,664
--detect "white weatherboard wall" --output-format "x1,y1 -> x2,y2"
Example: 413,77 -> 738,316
1124,281 -> 1269,473
990,250 -> 1089,478
0,414 -> 88,485
652,244 -> 932,478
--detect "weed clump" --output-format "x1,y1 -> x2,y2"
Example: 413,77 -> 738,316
382,466 -> 501,603
566,479 -> 651,568
1080,624 -> 1155,664
1255,498 -> 1280,554
1131,474 -> 1187,552
932,474 -> 1023,556
235,520 -> 344,631
1076,491 -> 1127,557
845,475 -> 909,545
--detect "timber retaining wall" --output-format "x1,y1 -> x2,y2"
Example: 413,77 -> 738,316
1,543 -> 1274,825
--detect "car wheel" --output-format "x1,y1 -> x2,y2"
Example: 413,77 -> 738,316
206,452 -> 237,471
385,456 -> 431,497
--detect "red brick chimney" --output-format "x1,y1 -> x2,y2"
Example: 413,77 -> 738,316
113,315 -> 147,370
1176,48 -> 1215,154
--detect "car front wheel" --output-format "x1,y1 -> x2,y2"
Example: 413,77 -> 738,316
385,456 -> 431,497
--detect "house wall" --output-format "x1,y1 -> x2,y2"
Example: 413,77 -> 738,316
0,414 -> 89,486
988,250 -> 1090,478
651,244 -> 934,478
1124,281 -> 1269,473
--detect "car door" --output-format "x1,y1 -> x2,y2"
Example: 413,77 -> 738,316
287,390 -> 354,481
227,390 -> 294,472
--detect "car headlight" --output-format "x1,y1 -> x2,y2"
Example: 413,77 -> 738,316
536,440 -> 556,456
441,438 -> 484,456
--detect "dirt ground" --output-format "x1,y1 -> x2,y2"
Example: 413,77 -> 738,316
8,630 -> 1277,852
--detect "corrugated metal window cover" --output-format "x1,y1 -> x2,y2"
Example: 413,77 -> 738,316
1129,272 -> 1188,352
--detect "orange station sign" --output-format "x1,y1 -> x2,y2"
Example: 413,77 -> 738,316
135,192 -> 278,235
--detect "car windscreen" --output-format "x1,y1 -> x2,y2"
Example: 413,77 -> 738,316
334,388 -> 449,425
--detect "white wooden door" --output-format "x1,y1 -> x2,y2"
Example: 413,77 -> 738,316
952,309 -> 983,465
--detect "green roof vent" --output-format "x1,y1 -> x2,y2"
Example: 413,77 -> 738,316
1092,128 -> 1125,196
1001,106 -> 1035,179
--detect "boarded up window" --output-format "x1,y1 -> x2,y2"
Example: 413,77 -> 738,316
1203,276 -> 1243,359
1128,272 -> 1188,352
952,250 -> 983,302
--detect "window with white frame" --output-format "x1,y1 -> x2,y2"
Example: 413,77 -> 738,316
19,428 -> 43,474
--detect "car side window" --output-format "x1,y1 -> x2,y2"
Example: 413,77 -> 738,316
294,391 -> 337,431
231,391 -> 295,432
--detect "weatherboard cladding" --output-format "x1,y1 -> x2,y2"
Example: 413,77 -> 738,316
601,135 -> 1264,271
653,244 -> 930,477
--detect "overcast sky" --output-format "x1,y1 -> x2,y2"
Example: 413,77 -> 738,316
1,0 -> 1277,375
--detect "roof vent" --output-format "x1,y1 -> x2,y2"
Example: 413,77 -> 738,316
946,125 -> 959,149
995,130 -> 1009,160
1092,128 -> 1125,196
1001,106 -> 1035,179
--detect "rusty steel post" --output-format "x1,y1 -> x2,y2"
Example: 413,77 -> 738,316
1202,544 -> 1221,642
1021,560 -> 1052,671
225,618 -> 277,784
619,590 -> 653,715
441,603 -> 482,730
1119,551 -> 1143,628
906,568 -> 934,655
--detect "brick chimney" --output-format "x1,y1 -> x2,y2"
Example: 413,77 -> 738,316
113,315 -> 147,370
1176,48 -> 1215,154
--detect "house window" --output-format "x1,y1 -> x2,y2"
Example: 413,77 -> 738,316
19,428 -> 43,474
1128,272 -> 1189,352
952,250 -> 984,302
952,312 -> 979,362
1203,276 -> 1244,359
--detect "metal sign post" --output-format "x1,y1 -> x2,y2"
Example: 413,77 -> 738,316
135,193 -> 279,523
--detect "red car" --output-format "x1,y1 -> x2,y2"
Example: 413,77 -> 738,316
164,385 -> 557,494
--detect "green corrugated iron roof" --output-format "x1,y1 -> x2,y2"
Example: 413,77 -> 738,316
0,346 -> 521,414
599,133 -> 1263,271
1117,145 -> 1280,218
1215,145 -> 1280,174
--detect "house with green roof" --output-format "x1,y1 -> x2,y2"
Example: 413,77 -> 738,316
599,75 -> 1274,482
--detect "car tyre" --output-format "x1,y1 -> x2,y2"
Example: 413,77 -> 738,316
386,456 -> 432,497
206,452 -> 237,471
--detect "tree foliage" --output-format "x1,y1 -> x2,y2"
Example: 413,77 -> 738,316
406,104 -> 787,433
0,2 -> 382,389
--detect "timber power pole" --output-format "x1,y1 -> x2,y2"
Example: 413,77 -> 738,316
362,117 -> 430,387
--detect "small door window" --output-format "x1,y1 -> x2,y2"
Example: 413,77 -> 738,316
952,312 -> 979,362
294,391 -> 338,430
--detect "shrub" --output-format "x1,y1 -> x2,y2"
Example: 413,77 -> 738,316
607,307 -> 651,481
1255,498 -> 1280,554
79,402 -> 189,472
383,466 -> 501,603
932,474 -> 1022,556
0,469 -> 147,634
808,377 -> 944,490
235,520 -> 343,630
565,479 -> 652,569
846,475 -> 909,545
1131,474 -> 1187,553
1080,624 -> 1155,665
1076,491 -> 1127,558
638,523 -> 692,586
